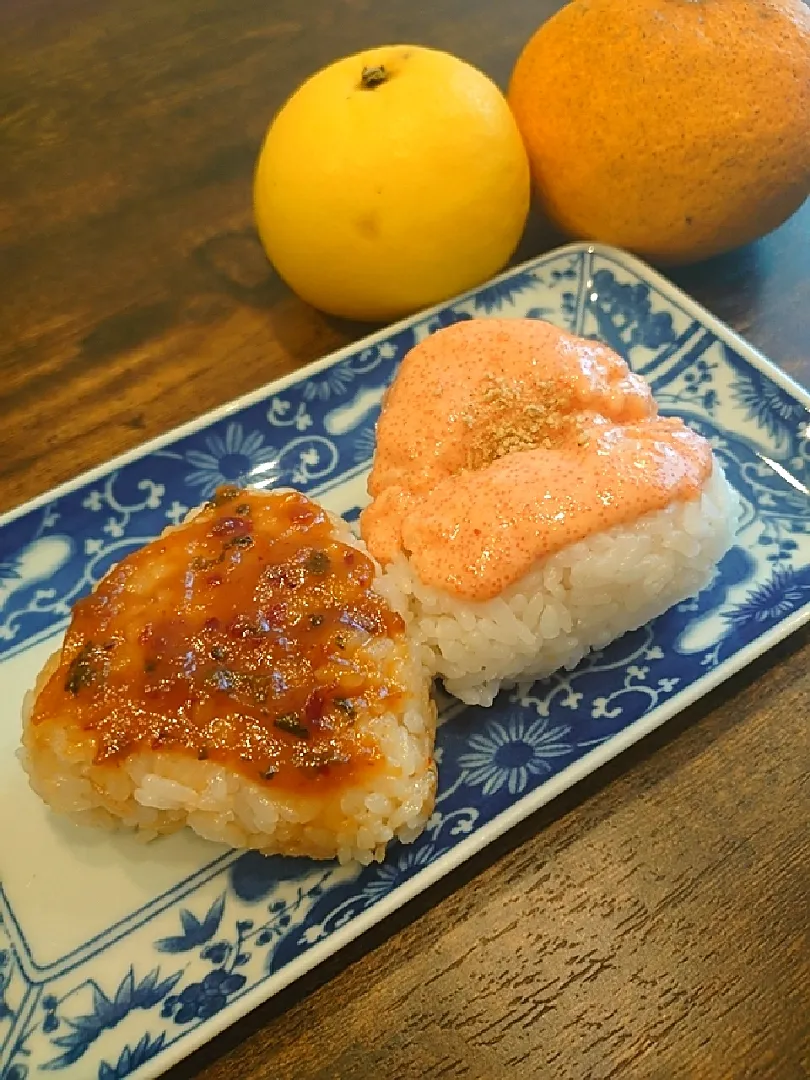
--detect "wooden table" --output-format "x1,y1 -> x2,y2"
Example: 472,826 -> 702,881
2,1 -> 809,1077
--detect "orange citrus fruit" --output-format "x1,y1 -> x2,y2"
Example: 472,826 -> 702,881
508,0 -> 810,264
254,45 -> 530,321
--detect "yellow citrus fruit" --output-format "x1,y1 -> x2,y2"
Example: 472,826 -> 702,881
254,45 -> 530,321
508,0 -> 810,264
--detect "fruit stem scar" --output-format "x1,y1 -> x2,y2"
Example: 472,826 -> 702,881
360,65 -> 388,89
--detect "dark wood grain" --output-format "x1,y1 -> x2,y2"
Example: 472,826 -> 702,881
2,1 -> 809,1078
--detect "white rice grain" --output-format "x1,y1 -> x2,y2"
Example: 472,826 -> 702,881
375,464 -> 741,707
19,509 -> 438,866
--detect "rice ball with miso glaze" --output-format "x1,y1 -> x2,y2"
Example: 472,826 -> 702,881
362,318 -> 741,707
20,486 -> 436,865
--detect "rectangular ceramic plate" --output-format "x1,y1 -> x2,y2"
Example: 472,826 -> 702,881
2,243 -> 809,1080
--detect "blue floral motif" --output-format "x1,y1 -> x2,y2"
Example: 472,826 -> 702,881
302,341 -> 400,401
229,852 -> 325,903
589,664 -> 680,721
548,261 -> 579,283
729,359 -> 809,448
352,425 -> 377,465
265,398 -> 312,432
723,565 -> 810,633
41,968 -> 182,1069
286,845 -> 440,951
2,244 -> 810,1077
302,365 -> 358,403
183,422 -> 279,496
155,895 -> 225,953
161,968 -> 246,1025
346,845 -> 436,908
457,713 -> 573,796
469,269 -> 539,314
97,1033 -> 167,1080
426,307 -> 473,334
585,267 -> 677,357
676,356 -> 719,415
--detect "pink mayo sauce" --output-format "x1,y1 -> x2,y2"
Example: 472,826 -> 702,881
360,319 -> 713,601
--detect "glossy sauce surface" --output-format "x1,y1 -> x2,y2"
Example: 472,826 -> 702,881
31,488 -> 406,791
362,319 -> 713,600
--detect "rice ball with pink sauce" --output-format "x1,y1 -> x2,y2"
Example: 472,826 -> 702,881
362,318 -> 740,707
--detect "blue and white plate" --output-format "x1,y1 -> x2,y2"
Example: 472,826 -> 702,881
2,243 -> 809,1080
